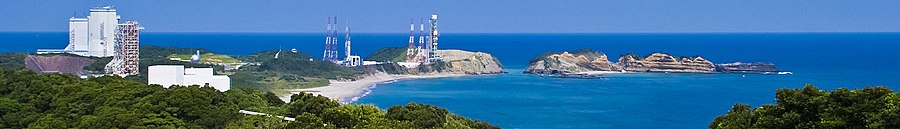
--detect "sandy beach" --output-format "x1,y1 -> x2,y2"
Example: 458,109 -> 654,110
279,72 -> 468,104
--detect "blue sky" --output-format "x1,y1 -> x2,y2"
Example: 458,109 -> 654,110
1,0 -> 898,33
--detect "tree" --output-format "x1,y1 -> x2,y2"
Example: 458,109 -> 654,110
710,85 -> 900,129
288,92 -> 338,117
321,104 -> 384,128
386,102 -> 450,128
286,113 -> 335,129
27,115 -> 68,129
263,92 -> 285,106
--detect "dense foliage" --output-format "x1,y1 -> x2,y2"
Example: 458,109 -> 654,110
229,50 -> 361,91
364,47 -> 407,62
709,85 -> 900,129
0,69 -> 499,128
243,50 -> 359,79
0,53 -> 27,71
0,69 -> 236,128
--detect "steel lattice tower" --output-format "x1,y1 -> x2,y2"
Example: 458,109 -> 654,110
323,17 -> 332,61
406,18 -> 416,62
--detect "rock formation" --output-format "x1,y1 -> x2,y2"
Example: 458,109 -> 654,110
525,49 -> 719,74
616,53 -> 716,73
524,50 -> 618,74
434,50 -> 504,74
715,62 -> 777,73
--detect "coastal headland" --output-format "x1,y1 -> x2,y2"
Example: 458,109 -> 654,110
281,48 -> 505,103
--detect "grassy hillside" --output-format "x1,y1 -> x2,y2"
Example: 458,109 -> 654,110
168,53 -> 241,64
364,47 -> 407,62
230,50 -> 363,91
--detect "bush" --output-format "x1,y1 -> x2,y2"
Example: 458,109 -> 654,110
710,85 -> 900,129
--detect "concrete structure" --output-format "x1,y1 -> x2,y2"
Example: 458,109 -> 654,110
88,6 -> 120,57
104,20 -> 142,76
24,55 -> 95,75
148,65 -> 230,91
65,17 -> 89,51
39,6 -> 141,58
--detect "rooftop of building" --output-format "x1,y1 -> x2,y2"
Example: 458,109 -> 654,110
90,6 -> 116,12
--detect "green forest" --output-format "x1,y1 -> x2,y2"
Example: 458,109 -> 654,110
0,69 -> 499,128
709,85 -> 900,129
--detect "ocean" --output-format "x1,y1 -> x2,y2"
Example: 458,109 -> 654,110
3,32 -> 900,128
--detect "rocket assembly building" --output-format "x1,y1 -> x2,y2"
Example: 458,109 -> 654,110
37,6 -> 143,76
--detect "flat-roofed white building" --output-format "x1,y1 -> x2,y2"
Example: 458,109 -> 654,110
87,6 -> 120,57
65,17 -> 89,51
148,65 -> 230,91
38,6 -> 127,57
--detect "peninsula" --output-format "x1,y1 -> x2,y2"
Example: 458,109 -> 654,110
287,48 -> 504,103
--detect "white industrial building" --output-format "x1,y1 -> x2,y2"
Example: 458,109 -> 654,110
36,6 -> 144,77
38,6 -> 129,57
148,65 -> 231,91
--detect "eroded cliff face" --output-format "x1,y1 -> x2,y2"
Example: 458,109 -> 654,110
524,51 -> 619,74
434,50 -> 504,74
525,50 -> 717,74
616,53 -> 716,73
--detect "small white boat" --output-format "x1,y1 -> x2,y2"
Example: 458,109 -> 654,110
777,72 -> 793,75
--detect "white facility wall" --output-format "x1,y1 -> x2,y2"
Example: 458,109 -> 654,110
148,65 -> 184,88
87,11 -> 118,57
211,76 -> 231,91
67,20 -> 89,51
183,68 -> 213,86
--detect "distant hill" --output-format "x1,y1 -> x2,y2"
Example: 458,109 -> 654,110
240,50 -> 360,79
230,50 -> 362,91
364,47 -> 407,62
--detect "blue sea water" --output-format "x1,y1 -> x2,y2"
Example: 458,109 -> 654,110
2,32 -> 900,128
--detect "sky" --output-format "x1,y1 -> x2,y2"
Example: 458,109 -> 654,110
1,0 -> 898,33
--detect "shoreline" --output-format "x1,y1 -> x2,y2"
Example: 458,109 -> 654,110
279,72 -> 469,104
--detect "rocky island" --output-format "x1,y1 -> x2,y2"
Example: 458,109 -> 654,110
524,49 -> 619,74
616,53 -> 716,73
715,62 -> 777,73
526,49 -> 780,75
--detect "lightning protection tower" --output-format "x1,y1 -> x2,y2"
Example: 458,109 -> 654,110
406,18 -> 416,62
